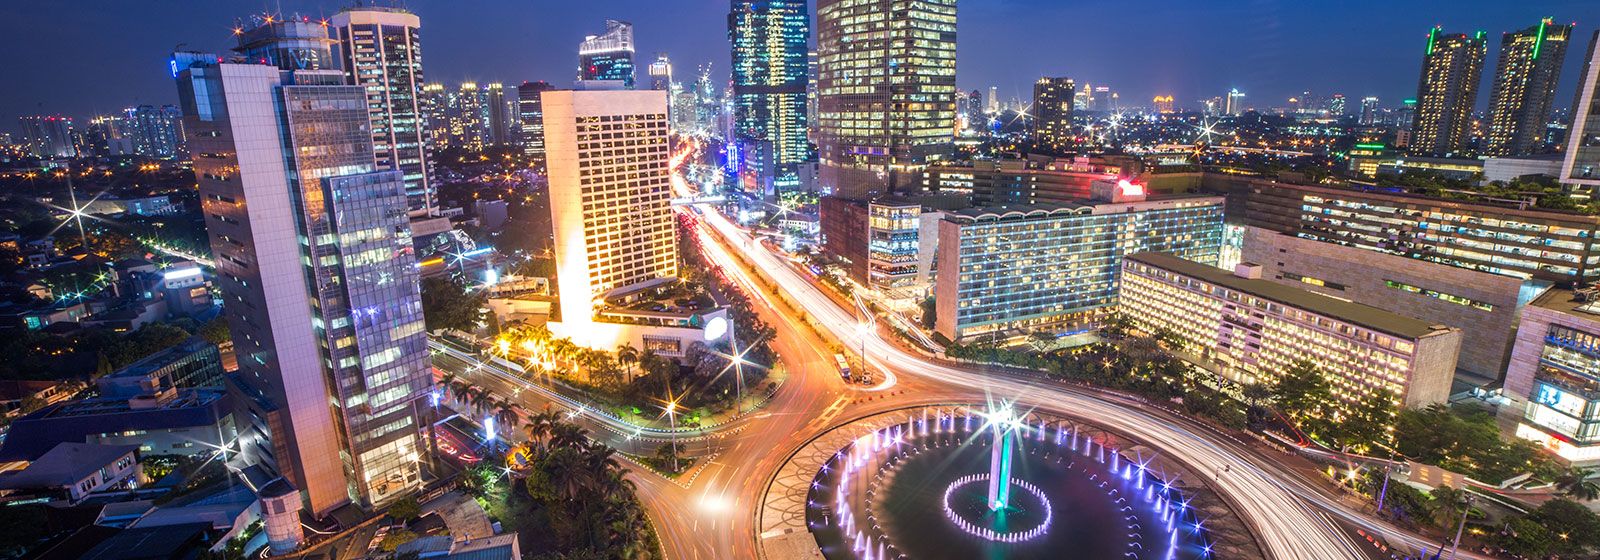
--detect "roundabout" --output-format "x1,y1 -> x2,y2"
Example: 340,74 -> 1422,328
796,404 -> 1219,560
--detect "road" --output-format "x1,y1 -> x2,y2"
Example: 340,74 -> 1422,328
440,197 -> 1476,560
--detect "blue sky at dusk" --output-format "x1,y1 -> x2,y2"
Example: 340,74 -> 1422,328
0,0 -> 1595,126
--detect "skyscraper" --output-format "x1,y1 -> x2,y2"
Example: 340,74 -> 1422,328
816,0 -> 957,198
963,90 -> 985,131
1032,77 -> 1074,149
419,82 -> 449,150
648,53 -> 673,91
452,82 -> 485,151
517,81 -> 556,163
986,86 -> 1000,114
729,0 -> 812,193
543,90 -> 676,328
485,82 -> 514,146
1152,95 -> 1175,114
578,20 -> 636,88
17,116 -> 76,159
1486,19 -> 1572,157
1411,27 -> 1487,156
1562,30 -> 1600,188
175,61 -> 430,517
1359,96 -> 1381,125
1326,93 -> 1346,116
123,105 -> 184,159
232,15 -> 339,72
329,7 -> 434,217
1225,89 -> 1245,116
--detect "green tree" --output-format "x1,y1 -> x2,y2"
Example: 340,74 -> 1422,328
1554,466 -> 1600,501
1270,360 -> 1332,423
1526,498 -> 1600,553
379,529 -> 419,552
420,276 -> 487,333
1426,486 -> 1472,530
387,496 -> 422,522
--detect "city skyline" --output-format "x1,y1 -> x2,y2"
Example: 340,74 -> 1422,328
1,1 -> 1593,127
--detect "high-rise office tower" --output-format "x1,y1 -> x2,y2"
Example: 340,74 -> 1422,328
452,82 -> 485,151
1326,93 -> 1346,116
174,61 -> 430,517
1562,30 -> 1600,188
1412,27 -> 1487,156
329,7 -> 433,217
649,53 -> 673,91
1032,77 -> 1075,149
963,90 -> 985,131
419,82 -> 451,154
986,86 -> 999,114
730,0 -> 812,193
232,15 -> 339,71
543,90 -> 676,327
1225,89 -> 1245,116
517,81 -> 556,162
17,116 -> 76,159
485,82 -> 514,146
816,0 -> 957,198
578,20 -> 636,88
1359,96 -> 1381,125
1093,86 -> 1114,111
1486,19 -> 1572,157
81,115 -> 131,157
123,105 -> 184,159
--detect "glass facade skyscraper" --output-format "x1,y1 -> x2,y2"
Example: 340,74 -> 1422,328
176,61 -> 429,517
816,0 -> 957,198
517,81 -> 556,162
579,20 -> 637,88
730,0 -> 811,193
330,8 -> 434,217
1032,77 -> 1075,150
1564,30 -> 1600,189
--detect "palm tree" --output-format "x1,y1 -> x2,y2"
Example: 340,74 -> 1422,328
1555,466 -> 1600,501
466,387 -> 494,419
1427,486 -> 1473,529
617,343 -> 640,380
522,407 -> 561,453
550,422 -> 590,451
492,400 -> 522,441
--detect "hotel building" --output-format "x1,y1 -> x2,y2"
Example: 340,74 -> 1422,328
176,61 -> 431,516
934,187 -> 1223,341
543,89 -> 676,327
1506,289 -> 1600,464
1120,253 -> 1461,410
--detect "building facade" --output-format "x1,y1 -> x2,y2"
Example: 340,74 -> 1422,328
730,0 -> 812,193
921,159 -> 1117,205
1412,28 -> 1487,156
123,105 -> 184,159
1486,19 -> 1572,157
1240,225 -> 1535,380
330,8 -> 434,217
934,194 -> 1224,341
816,0 -> 957,198
579,20 -> 636,88
517,81 -> 556,163
1032,77 -> 1075,150
1562,30 -> 1600,189
17,116 -> 76,159
1120,253 -> 1461,410
543,90 -> 676,327
1505,289 -> 1600,464
176,62 -> 430,516
1219,177 -> 1600,285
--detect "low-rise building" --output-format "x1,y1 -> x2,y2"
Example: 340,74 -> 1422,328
1119,253 -> 1461,410
0,389 -> 236,463
1504,288 -> 1600,464
97,337 -> 224,398
0,442 -> 140,505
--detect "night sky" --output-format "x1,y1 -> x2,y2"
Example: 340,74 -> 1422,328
1,0 -> 1596,128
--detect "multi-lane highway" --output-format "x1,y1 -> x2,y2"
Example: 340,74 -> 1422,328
438,198 -> 1480,559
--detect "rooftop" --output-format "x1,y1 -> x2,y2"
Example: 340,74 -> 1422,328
0,442 -> 138,489
1127,252 -> 1451,340
946,193 -> 1222,223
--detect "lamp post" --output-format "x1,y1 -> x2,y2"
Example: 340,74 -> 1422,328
1447,495 -> 1472,560
664,400 -> 680,473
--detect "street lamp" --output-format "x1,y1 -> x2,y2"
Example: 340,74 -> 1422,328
1448,495 -> 1473,560
663,399 -> 680,472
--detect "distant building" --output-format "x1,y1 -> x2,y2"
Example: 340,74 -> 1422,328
485,82 -> 515,146
516,81 -> 556,163
1484,153 -> 1565,183
1485,19 -> 1572,157
122,105 -> 183,159
18,116 -> 76,159
1032,77 -> 1075,149
96,337 -> 224,399
1359,96 -> 1381,125
1120,254 -> 1461,410
1152,95 -> 1175,114
730,0 -> 812,194
1411,28 -> 1487,156
816,0 -> 957,198
330,7 -> 434,217
579,20 -> 636,88
1561,30 -> 1600,190
934,189 -> 1225,341
648,53 -> 672,91
0,443 -> 139,505
1225,89 -> 1245,116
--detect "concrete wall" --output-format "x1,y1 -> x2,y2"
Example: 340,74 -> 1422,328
1241,226 -> 1528,380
